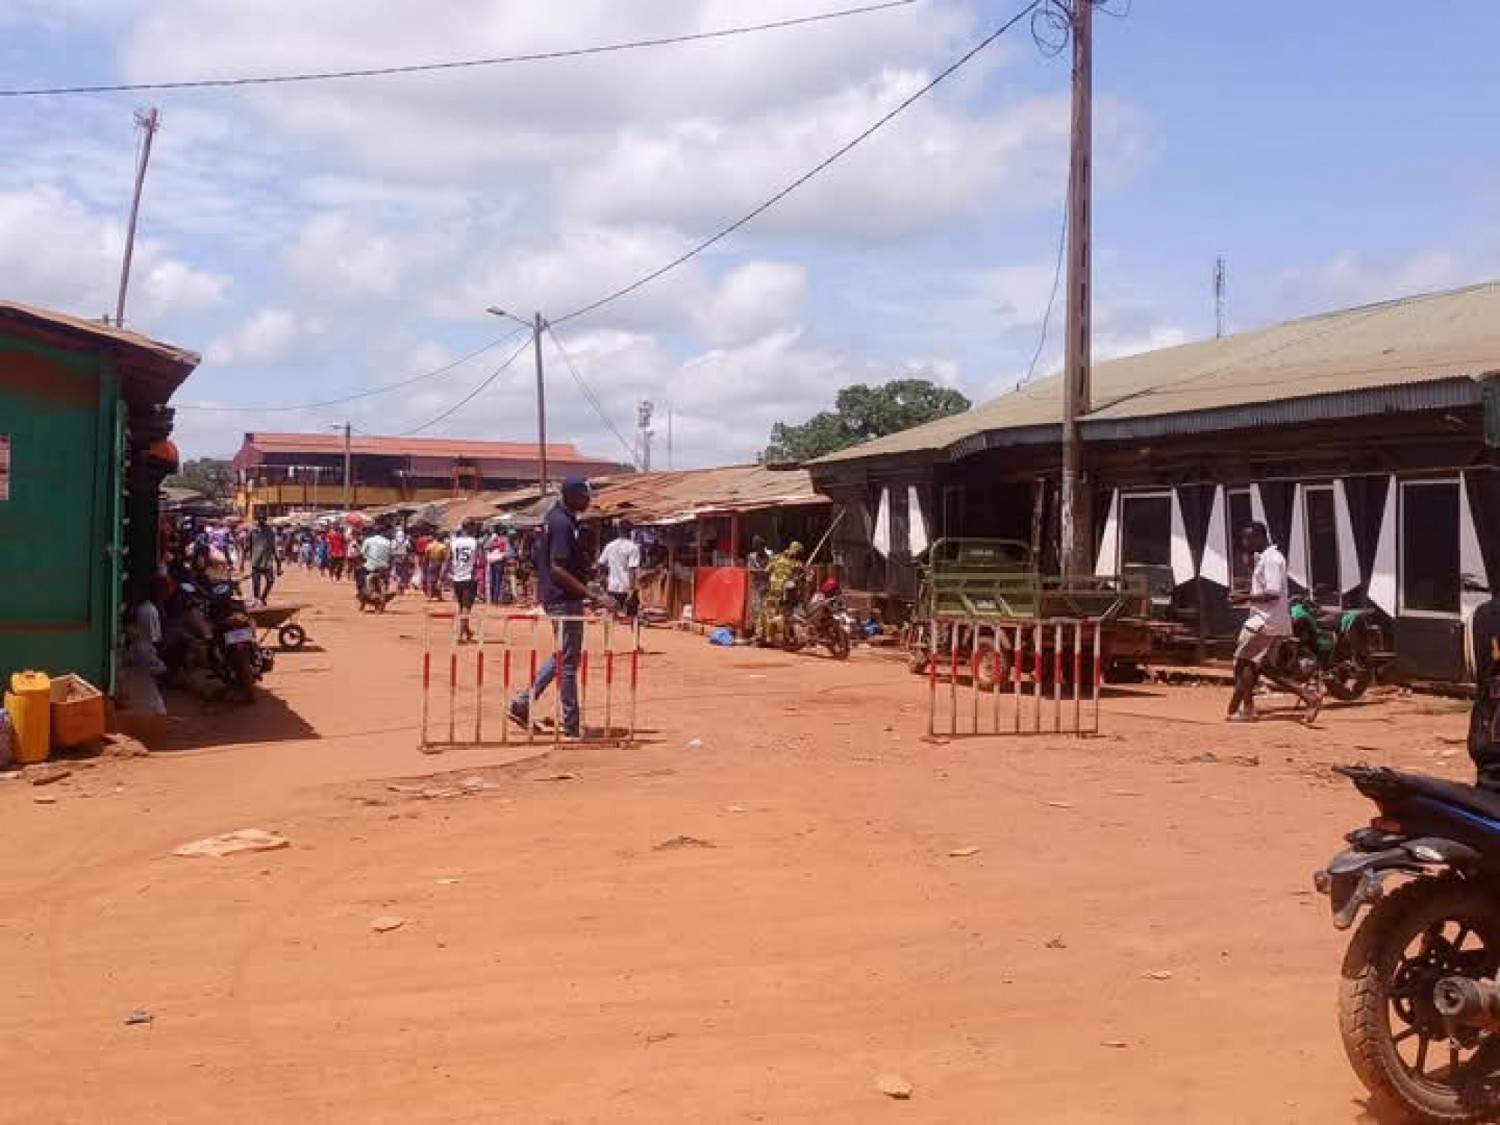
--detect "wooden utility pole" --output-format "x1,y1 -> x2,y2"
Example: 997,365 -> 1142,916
533,312 -> 550,497
1059,0 -> 1093,577
115,107 -> 160,329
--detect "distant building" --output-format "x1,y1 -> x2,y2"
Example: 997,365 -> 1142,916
232,432 -> 625,515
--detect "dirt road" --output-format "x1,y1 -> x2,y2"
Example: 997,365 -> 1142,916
0,570 -> 1475,1123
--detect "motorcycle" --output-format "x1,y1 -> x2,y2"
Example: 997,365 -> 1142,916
1280,593 -> 1388,701
782,579 -> 852,660
1316,765 -> 1500,1122
354,565 -> 395,613
175,579 -> 272,702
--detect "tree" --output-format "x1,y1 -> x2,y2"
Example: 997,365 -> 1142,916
763,378 -> 970,463
165,457 -> 235,502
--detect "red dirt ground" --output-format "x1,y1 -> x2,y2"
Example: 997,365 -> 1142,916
0,568 -> 1477,1123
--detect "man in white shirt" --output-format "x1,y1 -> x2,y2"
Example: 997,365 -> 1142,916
449,521 -> 481,643
1227,521 -> 1320,724
598,520 -> 642,618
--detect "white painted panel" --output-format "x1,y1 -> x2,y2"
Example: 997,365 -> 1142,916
1170,490 -> 1196,587
1094,490 -> 1121,577
1200,486 -> 1230,586
1333,479 -> 1361,592
1251,483 -> 1269,532
907,485 -> 929,557
871,488 -> 891,558
1460,471 -> 1491,619
1286,484 -> 1308,589
1368,476 -> 1398,615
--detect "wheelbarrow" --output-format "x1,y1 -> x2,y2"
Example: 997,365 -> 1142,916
249,604 -> 310,651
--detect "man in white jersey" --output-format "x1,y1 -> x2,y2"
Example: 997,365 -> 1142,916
449,520 -> 481,643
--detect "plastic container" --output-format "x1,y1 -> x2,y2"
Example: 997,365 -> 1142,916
5,671 -> 52,765
50,674 -> 106,751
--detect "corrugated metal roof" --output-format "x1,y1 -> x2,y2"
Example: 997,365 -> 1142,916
0,300 -> 200,369
817,280 -> 1500,464
586,464 -> 828,524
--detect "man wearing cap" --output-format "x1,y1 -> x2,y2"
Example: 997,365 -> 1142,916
509,477 -> 615,738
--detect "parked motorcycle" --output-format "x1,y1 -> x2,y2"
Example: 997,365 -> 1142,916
1279,594 -> 1388,700
175,579 -> 272,702
782,578 -> 852,660
1316,765 -> 1500,1122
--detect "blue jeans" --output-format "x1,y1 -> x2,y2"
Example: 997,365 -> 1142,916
488,559 -> 509,604
517,601 -> 584,734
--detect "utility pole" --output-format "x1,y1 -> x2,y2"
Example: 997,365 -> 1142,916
1059,0 -> 1093,577
1214,256 -> 1227,338
533,312 -> 550,497
115,107 -> 160,329
667,408 -> 674,470
341,422 -> 352,509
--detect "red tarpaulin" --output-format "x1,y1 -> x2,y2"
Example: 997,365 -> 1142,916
693,566 -> 748,627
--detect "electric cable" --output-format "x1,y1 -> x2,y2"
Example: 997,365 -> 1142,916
544,323 -> 640,461
552,0 -> 1042,326
174,327 -> 527,413
1,1 -> 918,98
1019,198 -> 1068,387
401,334 -> 533,435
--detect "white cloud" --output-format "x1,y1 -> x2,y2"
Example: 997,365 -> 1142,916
207,307 -> 324,366
0,185 -> 231,326
692,260 -> 807,345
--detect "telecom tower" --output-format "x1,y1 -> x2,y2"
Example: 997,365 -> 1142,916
636,400 -> 655,472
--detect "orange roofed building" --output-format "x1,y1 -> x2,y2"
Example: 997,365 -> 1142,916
233,431 -> 626,515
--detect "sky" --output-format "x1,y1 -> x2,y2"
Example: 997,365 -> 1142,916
2,0 -> 1499,468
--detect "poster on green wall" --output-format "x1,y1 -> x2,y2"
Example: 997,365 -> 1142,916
0,434 -> 9,501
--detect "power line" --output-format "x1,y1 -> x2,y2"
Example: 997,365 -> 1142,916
1020,198 -> 1068,387
402,335 -> 534,435
553,0 -> 1041,326
544,324 -> 639,462
1,1 -> 918,98
174,327 -> 527,413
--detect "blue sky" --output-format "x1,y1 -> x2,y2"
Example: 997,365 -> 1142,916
1,0 -> 1496,465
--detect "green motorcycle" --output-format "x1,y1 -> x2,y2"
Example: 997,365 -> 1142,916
1285,594 -> 1389,701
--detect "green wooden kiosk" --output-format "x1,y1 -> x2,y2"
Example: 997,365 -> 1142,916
0,302 -> 199,692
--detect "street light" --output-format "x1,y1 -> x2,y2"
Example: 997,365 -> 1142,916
487,306 -> 549,498
327,422 -> 352,509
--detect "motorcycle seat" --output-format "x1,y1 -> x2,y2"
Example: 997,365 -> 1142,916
1315,609 -> 1344,630
1382,768 -> 1500,822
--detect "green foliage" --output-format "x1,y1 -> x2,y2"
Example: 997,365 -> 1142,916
165,457 -> 235,502
763,378 -> 970,463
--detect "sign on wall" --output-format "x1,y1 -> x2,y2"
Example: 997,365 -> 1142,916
0,435 -> 9,501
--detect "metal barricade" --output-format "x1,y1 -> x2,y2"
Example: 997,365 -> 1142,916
418,607 -> 643,753
926,617 -> 1103,738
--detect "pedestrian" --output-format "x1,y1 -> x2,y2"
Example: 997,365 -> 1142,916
1226,520 -> 1321,725
746,534 -> 772,639
450,520 -> 481,642
392,525 -> 414,594
248,513 -> 279,604
345,526 -> 364,578
759,541 -> 804,645
327,525 -> 347,582
1469,589 -> 1500,790
508,478 -> 614,739
598,519 -> 642,618
423,534 -> 449,600
485,526 -> 511,605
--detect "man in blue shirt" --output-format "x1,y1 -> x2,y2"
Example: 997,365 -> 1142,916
508,477 -> 614,737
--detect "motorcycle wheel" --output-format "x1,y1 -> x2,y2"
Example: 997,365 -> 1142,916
906,645 -> 930,676
226,645 -> 258,704
827,628 -> 851,661
1327,639 -> 1374,701
1339,878 -> 1500,1123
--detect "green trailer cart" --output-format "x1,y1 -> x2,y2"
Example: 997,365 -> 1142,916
905,538 -> 1152,688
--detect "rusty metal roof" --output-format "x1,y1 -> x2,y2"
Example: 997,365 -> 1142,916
0,300 -> 200,406
816,279 -> 1500,464
586,464 -> 828,524
240,432 -> 595,460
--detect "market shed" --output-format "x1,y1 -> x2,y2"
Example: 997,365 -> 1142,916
0,302 -> 199,690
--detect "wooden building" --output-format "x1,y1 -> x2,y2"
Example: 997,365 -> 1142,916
810,282 -> 1500,683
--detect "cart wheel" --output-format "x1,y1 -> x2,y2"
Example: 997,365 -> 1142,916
972,640 -> 1010,693
278,623 -> 308,650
